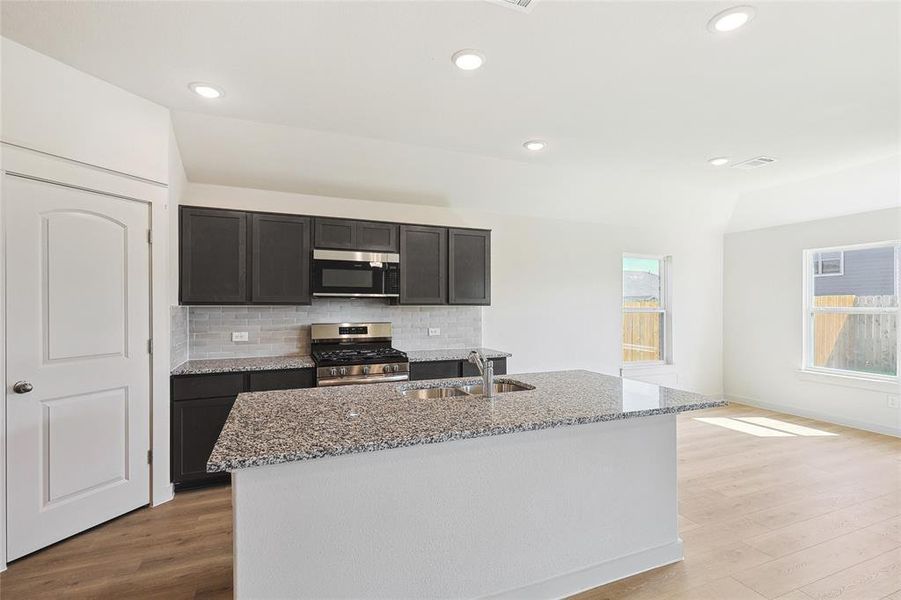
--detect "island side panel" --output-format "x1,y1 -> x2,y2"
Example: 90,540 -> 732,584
232,413 -> 681,599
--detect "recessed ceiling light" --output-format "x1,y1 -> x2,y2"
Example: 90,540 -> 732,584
707,6 -> 756,33
452,49 -> 485,71
523,140 -> 547,151
708,157 -> 729,166
188,82 -> 224,99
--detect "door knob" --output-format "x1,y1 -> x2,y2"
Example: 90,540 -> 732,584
13,381 -> 33,394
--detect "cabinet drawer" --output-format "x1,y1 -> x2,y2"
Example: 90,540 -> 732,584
247,369 -> 315,392
172,373 -> 245,401
409,360 -> 460,381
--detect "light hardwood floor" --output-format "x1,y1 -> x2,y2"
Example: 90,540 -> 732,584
1,402 -> 899,599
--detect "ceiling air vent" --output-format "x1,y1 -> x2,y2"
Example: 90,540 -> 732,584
732,156 -> 778,170
488,0 -> 538,12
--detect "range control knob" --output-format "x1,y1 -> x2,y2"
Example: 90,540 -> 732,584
391,364 -> 399,372
362,366 -> 370,375
339,367 -> 347,376
329,368 -> 338,377
386,364 -> 395,373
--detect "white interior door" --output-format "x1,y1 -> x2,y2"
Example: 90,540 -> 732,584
5,173 -> 152,561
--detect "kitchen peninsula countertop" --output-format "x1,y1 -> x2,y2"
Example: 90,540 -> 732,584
208,370 -> 724,472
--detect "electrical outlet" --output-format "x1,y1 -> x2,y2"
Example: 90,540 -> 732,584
888,395 -> 900,409
232,331 -> 249,342
428,328 -> 440,337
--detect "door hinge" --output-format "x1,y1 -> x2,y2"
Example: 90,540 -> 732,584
148,338 -> 153,354
147,229 -> 153,244
147,449 -> 153,465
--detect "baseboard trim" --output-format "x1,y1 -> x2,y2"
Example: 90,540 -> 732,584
485,539 -> 684,599
152,483 -> 175,507
727,394 -> 900,438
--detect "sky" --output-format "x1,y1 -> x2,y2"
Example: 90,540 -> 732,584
623,256 -> 659,275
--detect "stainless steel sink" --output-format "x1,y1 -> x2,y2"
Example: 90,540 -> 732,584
401,387 -> 469,399
455,382 -> 532,396
402,380 -> 532,399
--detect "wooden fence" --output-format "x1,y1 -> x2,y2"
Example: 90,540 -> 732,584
623,300 -> 662,362
814,295 -> 896,376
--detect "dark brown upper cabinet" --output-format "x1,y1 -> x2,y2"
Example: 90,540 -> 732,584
180,207 -> 248,304
399,225 -> 447,305
180,206 -> 490,306
448,228 -> 491,305
313,218 -> 355,249
314,218 -> 398,252
251,213 -> 311,304
356,221 -> 398,252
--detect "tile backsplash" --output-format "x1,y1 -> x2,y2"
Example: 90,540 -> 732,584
170,305 -> 189,368
179,299 -> 482,360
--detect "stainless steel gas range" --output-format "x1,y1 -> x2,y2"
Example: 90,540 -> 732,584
311,322 -> 410,386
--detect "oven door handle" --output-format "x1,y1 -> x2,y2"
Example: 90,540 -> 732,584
317,374 -> 410,386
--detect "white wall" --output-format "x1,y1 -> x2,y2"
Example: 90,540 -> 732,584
1,38 -> 176,570
727,156 -> 900,233
724,208 -> 901,436
183,183 -> 724,396
0,38 -> 170,183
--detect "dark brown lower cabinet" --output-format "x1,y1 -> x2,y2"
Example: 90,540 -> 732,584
171,361 -> 507,489
172,396 -> 235,489
171,368 -> 315,490
411,358 -> 507,381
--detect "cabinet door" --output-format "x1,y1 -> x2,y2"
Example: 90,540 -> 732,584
172,396 -> 235,487
356,221 -> 399,252
314,218 -> 356,249
180,207 -> 248,304
410,360 -> 461,381
247,369 -> 315,391
251,213 -> 311,304
400,225 -> 447,305
448,229 -> 491,305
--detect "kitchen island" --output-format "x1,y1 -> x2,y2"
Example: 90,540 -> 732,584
209,370 -> 723,599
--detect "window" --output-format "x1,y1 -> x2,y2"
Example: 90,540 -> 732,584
623,255 -> 670,364
813,250 -> 844,276
803,242 -> 899,379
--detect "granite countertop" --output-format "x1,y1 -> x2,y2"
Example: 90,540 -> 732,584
404,348 -> 512,362
171,355 -> 316,376
208,370 -> 725,472
171,348 -> 512,375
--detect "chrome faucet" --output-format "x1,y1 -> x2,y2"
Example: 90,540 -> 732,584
468,350 -> 495,398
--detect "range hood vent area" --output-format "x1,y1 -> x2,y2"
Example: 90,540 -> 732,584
732,156 -> 778,170
488,0 -> 538,12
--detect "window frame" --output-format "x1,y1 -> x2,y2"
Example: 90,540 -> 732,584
621,253 -> 673,367
801,240 -> 900,382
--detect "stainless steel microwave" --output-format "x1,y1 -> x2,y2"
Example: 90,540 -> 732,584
312,249 -> 400,298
